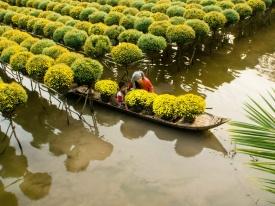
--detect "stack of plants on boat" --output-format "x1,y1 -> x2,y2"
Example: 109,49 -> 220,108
94,79 -> 206,123
0,0 -> 272,65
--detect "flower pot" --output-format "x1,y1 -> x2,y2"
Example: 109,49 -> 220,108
100,94 -> 111,103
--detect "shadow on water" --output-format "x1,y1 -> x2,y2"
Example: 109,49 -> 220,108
93,105 -> 227,157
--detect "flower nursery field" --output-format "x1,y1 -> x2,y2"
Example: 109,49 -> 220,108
0,0 -> 274,205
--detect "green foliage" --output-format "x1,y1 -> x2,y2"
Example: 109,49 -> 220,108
104,25 -> 125,42
131,0 -> 145,9
84,35 -> 112,57
26,54 -> 54,80
217,1 -> 234,9
148,20 -> 171,37
44,63 -> 74,92
119,15 -> 136,29
223,9 -> 240,25
0,39 -> 18,54
53,26 -> 73,43
69,6 -> 83,19
10,51 -> 33,73
136,10 -> 153,18
151,3 -> 170,13
46,13 -> 61,21
185,3 -> 203,9
137,33 -> 167,53
100,4 -> 112,13
56,52 -> 83,66
42,45 -> 69,59
0,26 -> 11,36
151,12 -> 170,21
140,2 -> 155,11
247,0 -> 266,12
3,11 -> 15,25
166,6 -> 185,17
74,21 -> 93,34
123,7 -> 139,16
18,15 -> 33,29
95,80 -> 118,97
104,11 -> 124,26
111,6 -> 127,13
52,3 -> 66,13
184,8 -> 206,19
46,2 -> 58,11
111,42 -> 143,65
89,23 -> 108,35
43,22 -> 64,38
134,17 -> 154,33
8,31 -> 31,44
57,16 -> 73,24
63,29 -> 88,50
169,16 -> 186,24
107,0 -> 119,6
79,7 -> 98,21
166,24 -> 195,45
203,5 -> 223,12
1,46 -> 27,63
203,11 -> 227,30
174,94 -> 205,119
61,5 -> 72,16
88,11 -> 107,23
65,20 -> 79,27
230,91 -> 275,194
20,37 -> 39,50
200,0 -> 217,6
33,19 -> 50,35
186,19 -> 210,39
30,39 -> 56,54
27,18 -> 37,32
0,82 -> 27,115
118,29 -> 143,44
234,3 -> 253,19
153,94 -> 176,119
71,58 -> 103,86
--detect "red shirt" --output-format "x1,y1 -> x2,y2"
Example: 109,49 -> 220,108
141,77 -> 154,92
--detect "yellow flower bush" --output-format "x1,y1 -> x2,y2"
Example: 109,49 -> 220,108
95,80 -> 118,97
153,94 -> 176,119
42,45 -> 69,59
0,46 -> 27,63
26,54 -> 54,80
44,63 -> 74,93
111,42 -> 143,65
56,52 -> 84,66
20,37 -> 39,50
125,89 -> 148,108
0,82 -> 27,116
0,39 -> 18,54
10,51 -> 33,73
174,94 -> 205,120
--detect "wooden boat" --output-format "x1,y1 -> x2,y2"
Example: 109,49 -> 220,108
69,86 -> 230,131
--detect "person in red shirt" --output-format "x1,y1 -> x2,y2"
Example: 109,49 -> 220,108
140,73 -> 154,92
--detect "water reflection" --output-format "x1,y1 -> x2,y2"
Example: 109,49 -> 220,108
154,129 -> 227,157
0,136 -> 52,201
19,171 -> 52,200
13,89 -> 114,173
0,181 -> 17,206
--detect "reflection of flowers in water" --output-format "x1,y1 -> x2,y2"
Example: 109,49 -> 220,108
255,53 -> 275,81
19,172 -> 52,200
0,181 -> 18,206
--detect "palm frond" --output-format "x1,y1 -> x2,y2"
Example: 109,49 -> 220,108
230,89 -> 275,194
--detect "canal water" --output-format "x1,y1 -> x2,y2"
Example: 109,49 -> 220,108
0,23 -> 274,205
